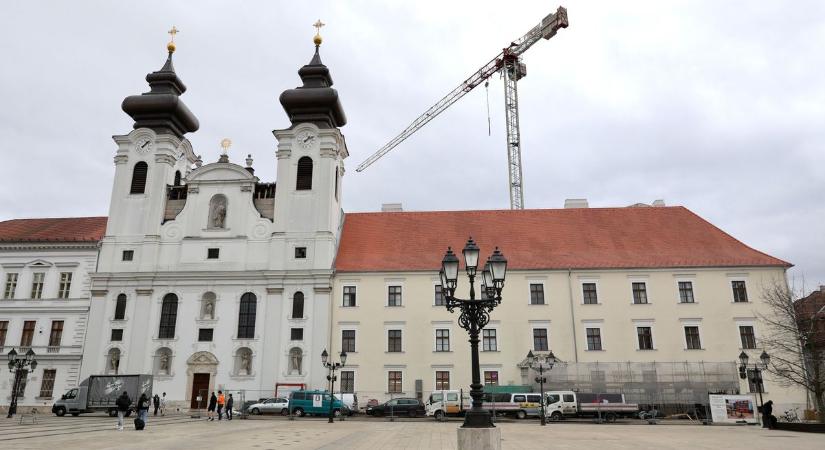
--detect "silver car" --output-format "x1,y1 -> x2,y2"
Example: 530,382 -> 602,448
247,397 -> 290,415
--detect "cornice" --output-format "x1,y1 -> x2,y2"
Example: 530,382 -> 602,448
0,242 -> 100,251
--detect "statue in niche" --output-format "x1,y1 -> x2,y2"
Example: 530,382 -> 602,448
208,195 -> 227,229
159,352 -> 170,375
240,351 -> 251,376
109,351 -> 120,374
289,348 -> 303,375
203,300 -> 214,320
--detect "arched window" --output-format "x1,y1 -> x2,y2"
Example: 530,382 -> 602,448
130,162 -> 148,194
292,291 -> 304,319
173,170 -> 182,186
114,294 -> 127,320
237,293 -> 257,339
296,156 -> 313,190
158,293 -> 178,339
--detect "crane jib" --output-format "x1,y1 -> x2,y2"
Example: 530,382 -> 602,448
355,6 -> 568,210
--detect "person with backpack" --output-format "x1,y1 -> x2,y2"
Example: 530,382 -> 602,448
136,393 -> 151,429
207,392 -> 217,421
226,393 -> 234,420
153,393 -> 160,416
217,391 -> 225,420
115,391 -> 131,431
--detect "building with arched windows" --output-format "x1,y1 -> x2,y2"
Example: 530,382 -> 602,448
0,39 -> 810,415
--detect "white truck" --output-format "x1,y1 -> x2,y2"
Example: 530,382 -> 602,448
425,390 -> 471,420
52,374 -> 153,417
545,390 -> 639,422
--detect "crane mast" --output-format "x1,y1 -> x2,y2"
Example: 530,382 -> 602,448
356,6 -> 569,209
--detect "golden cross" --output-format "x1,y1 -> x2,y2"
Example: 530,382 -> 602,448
168,26 -> 179,42
313,20 -> 325,35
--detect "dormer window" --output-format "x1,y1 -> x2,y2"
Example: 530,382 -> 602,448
296,157 -> 313,190
130,162 -> 148,194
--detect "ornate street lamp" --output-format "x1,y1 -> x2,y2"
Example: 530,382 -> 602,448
440,237 -> 507,428
738,350 -> 770,426
7,348 -> 38,418
526,350 -> 556,426
321,348 -> 347,423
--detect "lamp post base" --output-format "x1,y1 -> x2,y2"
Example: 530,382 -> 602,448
457,426 -> 501,450
462,408 -> 495,428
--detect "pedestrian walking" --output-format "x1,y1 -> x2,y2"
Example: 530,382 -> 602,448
226,393 -> 234,420
115,391 -> 131,431
763,400 -> 776,429
207,392 -> 217,421
137,393 -> 151,427
160,392 -> 168,416
217,390 -> 225,420
153,393 -> 160,416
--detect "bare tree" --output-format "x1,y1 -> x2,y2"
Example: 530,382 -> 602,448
758,279 -> 825,422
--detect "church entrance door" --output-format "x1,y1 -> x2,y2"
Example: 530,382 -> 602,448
191,373 -> 209,409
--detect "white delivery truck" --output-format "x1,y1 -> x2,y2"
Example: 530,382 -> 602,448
425,390 -> 471,420
545,390 -> 639,422
52,374 -> 153,417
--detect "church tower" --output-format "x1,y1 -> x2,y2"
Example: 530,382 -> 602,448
100,35 -> 199,271
272,30 -> 349,271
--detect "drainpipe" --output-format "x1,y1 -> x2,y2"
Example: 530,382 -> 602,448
567,269 -> 579,363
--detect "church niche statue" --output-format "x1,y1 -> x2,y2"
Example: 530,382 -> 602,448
238,349 -> 252,376
158,351 -> 170,375
289,347 -> 303,375
208,195 -> 227,229
108,349 -> 120,374
203,299 -> 215,320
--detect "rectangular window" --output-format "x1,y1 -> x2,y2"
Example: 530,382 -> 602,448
58,272 -> 73,299
435,329 -> 450,352
586,328 -> 602,351
582,283 -> 598,304
637,326 -> 653,350
533,328 -> 549,351
48,320 -> 64,349
207,248 -> 220,259
3,273 -> 18,299
678,281 -> 695,303
435,371 -> 450,390
387,286 -> 402,306
111,329 -> 124,341
482,329 -> 497,351
198,328 -> 213,342
530,284 -> 545,305
15,369 -> 28,397
484,371 -> 499,386
387,330 -> 402,352
0,320 -> 7,349
388,371 -> 402,393
342,330 -> 356,352
290,328 -> 304,341
340,371 -> 355,393
122,250 -> 134,261
732,281 -> 748,303
342,286 -> 357,307
632,282 -> 648,304
294,247 -> 307,259
685,326 -> 702,349
30,272 -> 45,299
21,320 -> 35,348
434,285 -> 445,306
39,369 -> 57,398
739,326 -> 756,349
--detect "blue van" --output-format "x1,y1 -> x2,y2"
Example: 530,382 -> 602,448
289,390 -> 349,417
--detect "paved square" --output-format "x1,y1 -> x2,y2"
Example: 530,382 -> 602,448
2,415 -> 822,450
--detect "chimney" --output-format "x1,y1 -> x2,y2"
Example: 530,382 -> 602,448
381,203 -> 403,212
564,198 -> 589,209
652,199 -> 666,207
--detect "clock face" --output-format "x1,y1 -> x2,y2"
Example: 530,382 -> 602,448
296,131 -> 317,149
135,138 -> 153,154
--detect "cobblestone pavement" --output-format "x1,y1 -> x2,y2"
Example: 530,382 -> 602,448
2,414 -> 822,450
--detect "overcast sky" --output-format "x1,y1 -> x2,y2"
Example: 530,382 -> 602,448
1,1 -> 822,287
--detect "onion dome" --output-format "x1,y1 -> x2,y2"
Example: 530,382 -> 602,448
279,45 -> 347,129
121,48 -> 200,138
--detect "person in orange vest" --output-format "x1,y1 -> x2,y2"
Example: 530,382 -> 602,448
217,390 -> 226,420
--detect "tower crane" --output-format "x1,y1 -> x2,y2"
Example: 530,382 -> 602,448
355,6 -> 569,209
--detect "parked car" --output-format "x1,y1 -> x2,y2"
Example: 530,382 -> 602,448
246,397 -> 290,415
367,398 -> 425,417
288,390 -> 349,417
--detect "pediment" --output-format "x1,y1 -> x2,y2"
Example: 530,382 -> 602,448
188,163 -> 257,183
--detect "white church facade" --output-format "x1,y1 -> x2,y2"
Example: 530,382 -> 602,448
0,37 -> 808,414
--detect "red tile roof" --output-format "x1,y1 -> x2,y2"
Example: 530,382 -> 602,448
335,207 -> 791,272
0,217 -> 107,243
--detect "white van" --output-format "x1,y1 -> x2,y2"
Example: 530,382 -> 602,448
425,390 -> 470,420
338,393 -> 359,414
483,392 -> 542,419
